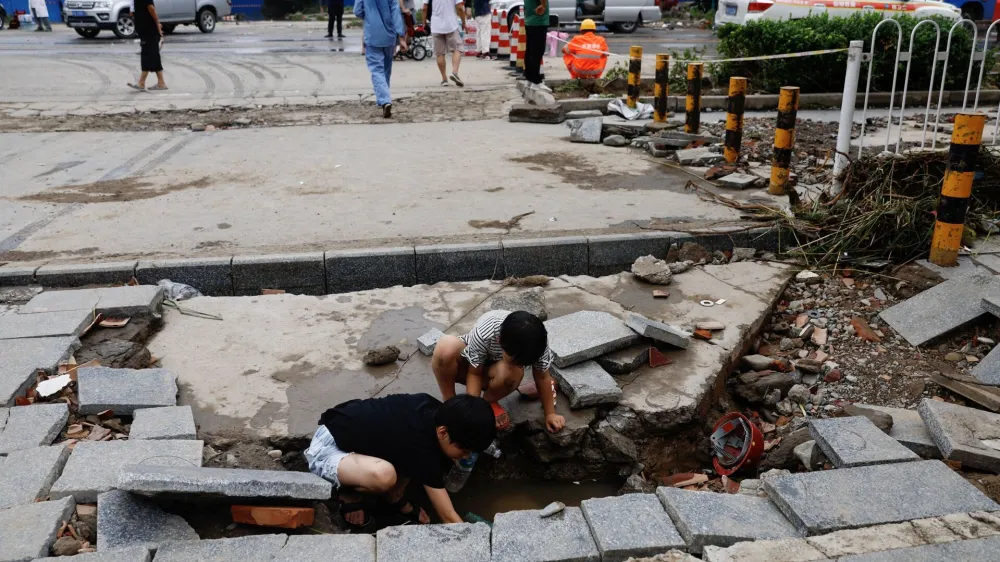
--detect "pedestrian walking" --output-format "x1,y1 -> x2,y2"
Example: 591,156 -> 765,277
353,0 -> 407,118
127,0 -> 167,91
522,0 -> 549,90
29,0 -> 51,31
473,0 -> 491,59
325,0 -> 344,39
423,0 -> 465,87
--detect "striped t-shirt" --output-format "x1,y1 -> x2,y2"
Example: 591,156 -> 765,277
460,310 -> 553,372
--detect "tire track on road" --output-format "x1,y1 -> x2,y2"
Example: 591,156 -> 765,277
277,56 -> 325,97
230,61 -> 266,98
62,58 -> 113,101
205,61 -> 245,99
250,60 -> 284,98
172,58 -> 217,101
134,134 -> 202,175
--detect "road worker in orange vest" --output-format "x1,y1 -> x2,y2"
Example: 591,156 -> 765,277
562,19 -> 608,80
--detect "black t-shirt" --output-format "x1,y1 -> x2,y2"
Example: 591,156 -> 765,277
320,393 -> 452,489
133,0 -> 156,37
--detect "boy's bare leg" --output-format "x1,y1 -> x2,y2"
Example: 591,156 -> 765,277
480,361 -> 526,402
432,335 -> 468,401
137,71 -> 149,89
154,71 -> 166,88
336,454 -> 428,525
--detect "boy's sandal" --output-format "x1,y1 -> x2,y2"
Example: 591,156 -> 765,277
338,498 -> 375,530
492,402 -> 511,431
378,498 -> 423,526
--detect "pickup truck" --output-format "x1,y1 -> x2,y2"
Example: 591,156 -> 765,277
64,0 -> 231,39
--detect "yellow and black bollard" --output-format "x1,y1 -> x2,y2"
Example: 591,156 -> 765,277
769,86 -> 800,195
627,46 -> 643,109
685,63 -> 703,134
654,54 -> 670,123
724,77 -> 747,164
930,112 -> 986,266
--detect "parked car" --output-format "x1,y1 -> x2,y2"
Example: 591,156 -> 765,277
490,0 -> 661,33
714,0 -> 960,26
64,0 -> 231,39
0,2 -> 7,30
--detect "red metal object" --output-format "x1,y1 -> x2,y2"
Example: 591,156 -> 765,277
710,412 -> 765,476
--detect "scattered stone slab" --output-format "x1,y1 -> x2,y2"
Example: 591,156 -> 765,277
77,367 -> 178,415
702,538 -> 828,562
566,110 -> 603,119
23,286 -> 164,318
524,86 -> 557,106
0,496 -> 75,562
0,309 -> 94,341
918,398 -> 1000,472
805,522 -> 923,558
129,406 -> 197,440
491,507 -> 599,562
880,273 -> 1000,347
850,404 -> 940,458
50,439 -> 203,502
676,147 -> 723,166
567,117 -> 603,143
983,296 -> 1000,317
625,313 -> 691,349
656,487 -> 801,553
0,402 -> 68,455
417,328 -> 444,356
544,311 -> 641,367
35,547 -> 152,562
509,103 -> 565,124
0,445 -> 70,509
762,460 -> 999,535
972,344 -> 1000,385
281,535 -> 376,562
97,489 -> 199,551
551,361 -> 622,409
603,135 -> 629,147
116,465 -> 332,501
596,345 -> 650,375
376,522 -> 490,562
718,173 -> 759,190
836,535 -> 1000,561
490,288 -> 548,320
77,339 -> 152,370
0,336 -> 80,405
580,493 -> 685,562
153,535 -> 288,562
808,416 -> 919,468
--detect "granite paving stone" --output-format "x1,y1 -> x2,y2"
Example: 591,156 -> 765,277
135,257 -> 234,296
97,489 -> 198,551
34,261 -> 137,287
879,273 -> 1000,347
0,445 -> 69,509
808,416 -> 920,467
417,328 -> 444,356
625,313 -> 691,349
232,253 -> 326,296
0,309 -> 93,340
917,398 -> 1000,472
595,345 -> 651,375
550,361 -> 622,409
376,523 -> 490,562
656,487 -> 801,553
116,465 -> 332,500
580,493 -> 685,562
154,535 -> 289,562
0,496 -> 75,562
762,460 -> 999,535
35,547 -> 153,562
983,296 -> 1000,317
129,406 -> 197,440
0,336 -> 79,406
276,535 -> 376,562
544,311 -> 641,368
22,286 -> 164,318
49,439 -> 203,503
77,367 -> 178,415
491,507 -> 600,562
849,404 -> 941,458
701,538 -> 828,562
325,247 -> 416,293
0,403 -> 69,455
972,341 -> 1000,385
414,242 -> 500,284
837,535 -> 1000,561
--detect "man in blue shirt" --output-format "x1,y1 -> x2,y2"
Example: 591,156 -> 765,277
473,0 -> 491,58
354,0 -> 408,118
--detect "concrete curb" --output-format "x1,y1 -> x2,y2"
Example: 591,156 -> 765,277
0,227 -> 786,295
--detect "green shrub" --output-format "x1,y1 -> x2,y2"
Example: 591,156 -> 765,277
715,13 -> 996,94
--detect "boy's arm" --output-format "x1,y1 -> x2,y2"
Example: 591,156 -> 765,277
464,364 -> 486,397
354,0 -> 364,19
425,485 -> 463,523
455,0 -> 465,27
533,368 -> 565,433
147,2 -> 161,35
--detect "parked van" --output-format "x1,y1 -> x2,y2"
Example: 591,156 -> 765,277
63,0 -> 230,39
490,0 -> 661,33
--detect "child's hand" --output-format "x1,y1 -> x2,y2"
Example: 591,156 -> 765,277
545,413 -> 566,433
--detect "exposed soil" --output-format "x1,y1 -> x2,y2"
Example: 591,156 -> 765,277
508,151 -> 688,191
19,176 -> 215,204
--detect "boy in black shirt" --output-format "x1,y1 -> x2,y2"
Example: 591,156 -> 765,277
305,393 -> 495,527
129,0 -> 167,91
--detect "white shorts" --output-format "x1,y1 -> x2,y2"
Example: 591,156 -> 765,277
304,426 -> 352,489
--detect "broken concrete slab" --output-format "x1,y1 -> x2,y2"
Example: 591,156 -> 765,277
509,103 -> 566,124
492,507 -> 599,562
280,535 -> 376,562
77,367 -> 178,415
567,117 -> 603,143
837,535 -> 1000,561
0,402 -> 68,455
918,398 -> 1000,472
523,86 -> 557,106
676,147 -> 724,166
625,313 -> 691,349
880,273 -> 1000,347
0,496 -> 75,562
22,286 -> 164,318
718,173 -> 759,190
153,535 -> 288,562
763,460 -> 999,535
50,439 -> 203,503
701,538 -> 828,562
417,328 -> 444,356
544,311 -> 641,368
129,406 -> 197,440
0,309 -> 93,341
376,523 -> 490,562
808,416 -> 920,468
581,493 -> 685,562
850,404 -> 941,458
0,336 -> 80,406
0,444 -> 70,509
805,522 -> 923,558
972,344 -> 1000,386
490,288 -> 548,320
97,489 -> 199,551
983,296 -> 1000,317
35,547 -> 152,562
116,465 -> 332,501
595,345 -> 650,375
914,257 -> 989,280
550,361 -> 622,409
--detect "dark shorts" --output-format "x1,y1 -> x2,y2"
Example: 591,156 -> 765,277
140,35 -> 162,73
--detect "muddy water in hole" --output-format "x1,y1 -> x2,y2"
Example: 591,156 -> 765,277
451,473 -> 622,522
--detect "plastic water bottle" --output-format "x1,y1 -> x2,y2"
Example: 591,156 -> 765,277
445,453 -> 478,493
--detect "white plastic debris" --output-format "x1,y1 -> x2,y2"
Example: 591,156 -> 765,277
539,501 -> 566,518
36,374 -> 72,397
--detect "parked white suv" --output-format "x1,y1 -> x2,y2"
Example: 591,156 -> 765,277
490,0 -> 661,33
64,0 -> 231,39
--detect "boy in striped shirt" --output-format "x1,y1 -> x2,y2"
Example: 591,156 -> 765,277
432,310 -> 566,433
